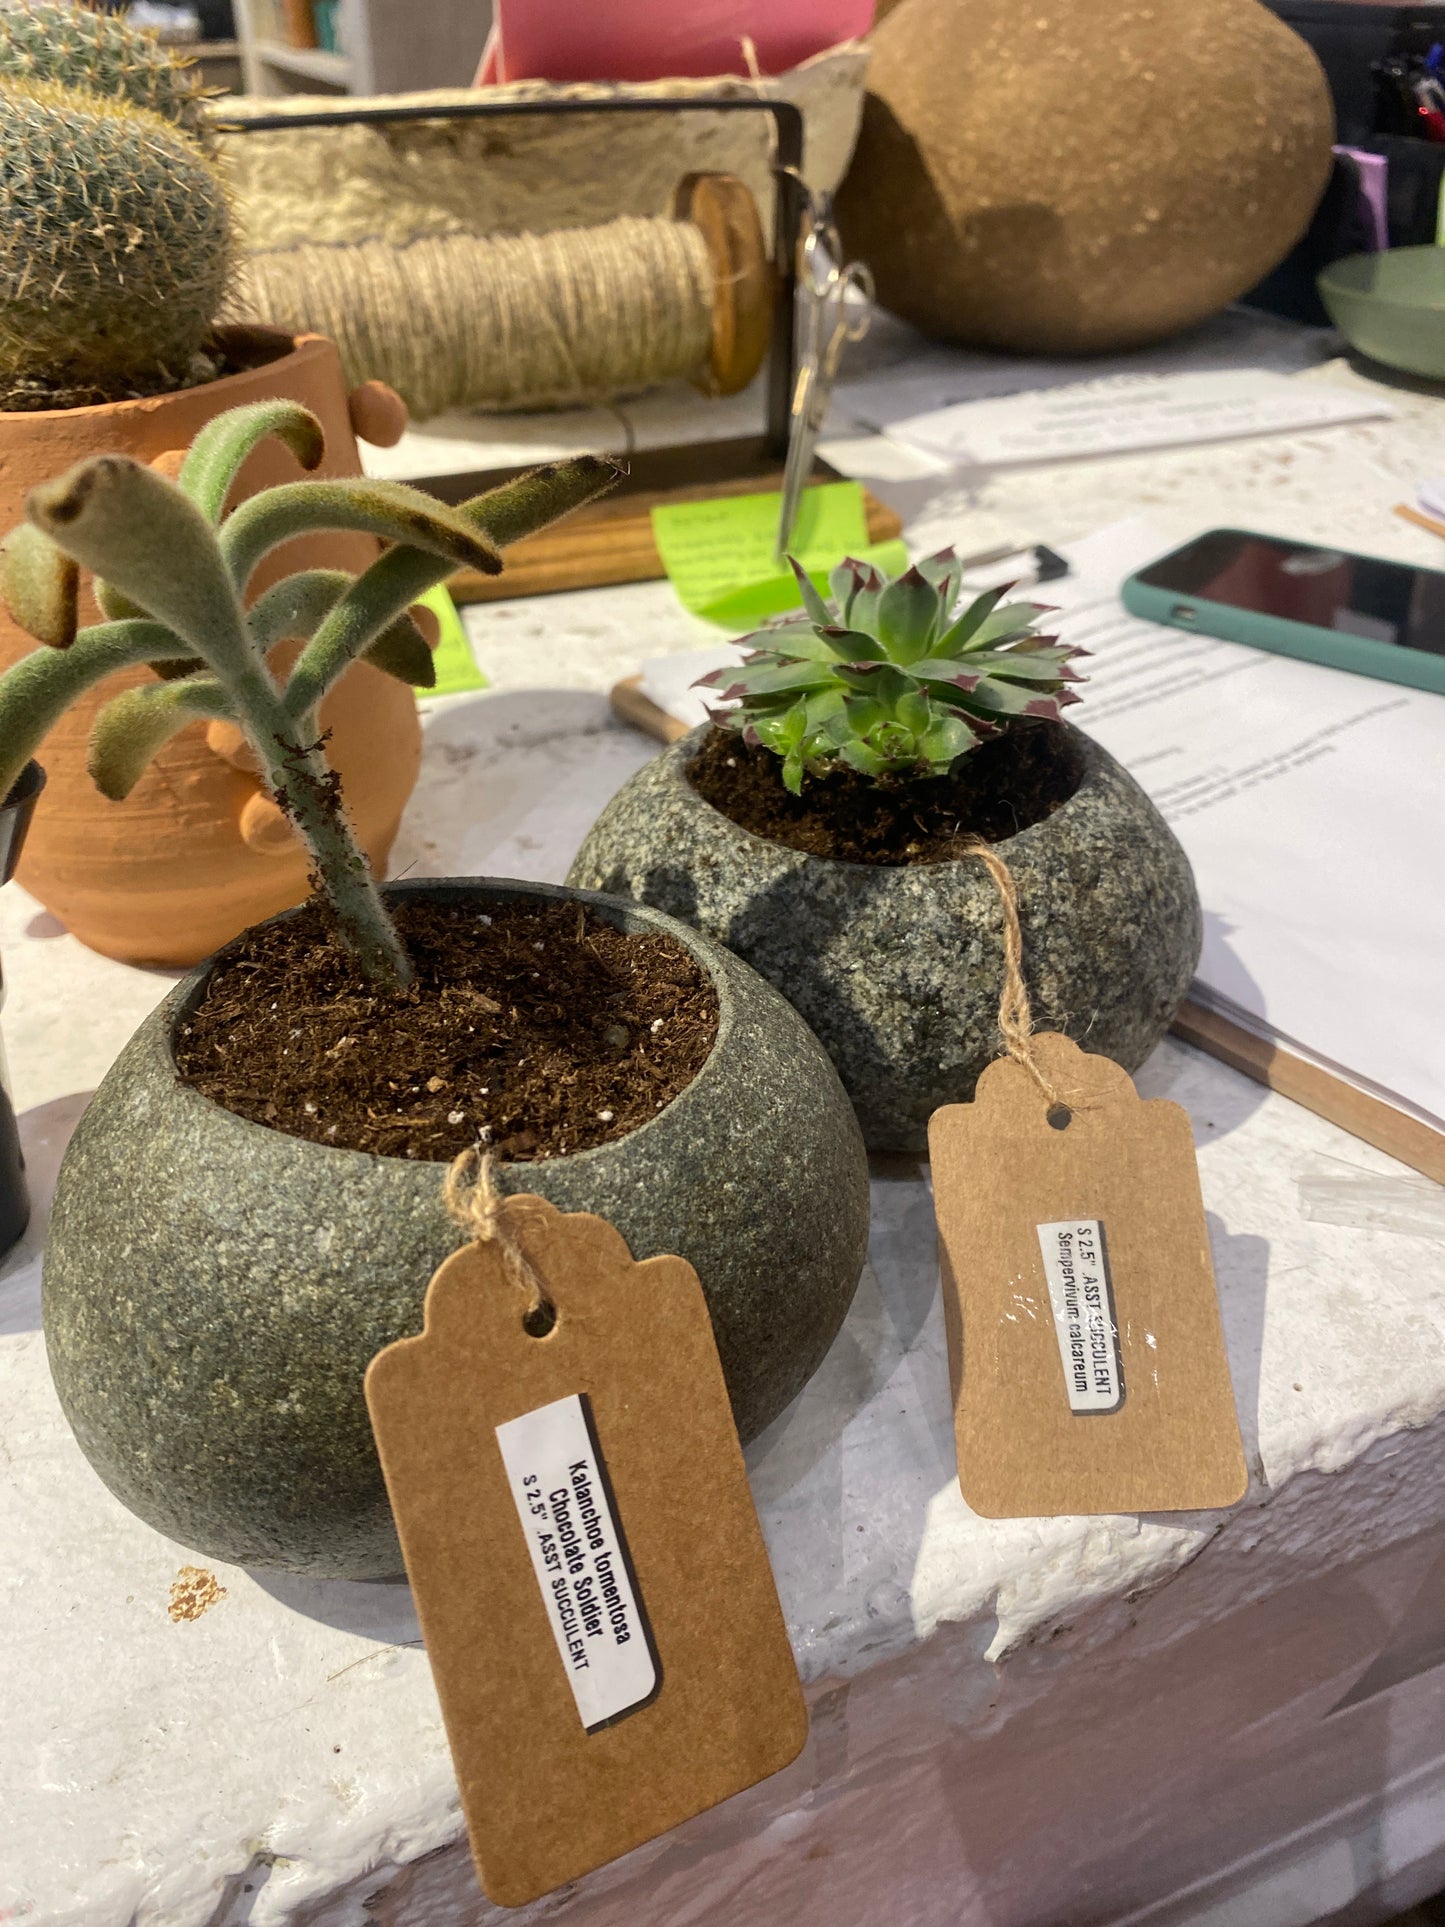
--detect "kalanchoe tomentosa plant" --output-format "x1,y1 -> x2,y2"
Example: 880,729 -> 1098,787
0,400 -> 615,987
699,549 -> 1085,795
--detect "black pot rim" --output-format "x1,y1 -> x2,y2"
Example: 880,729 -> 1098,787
164,874 -> 737,1175
0,759 -> 45,886
676,718 -> 1099,873
1,758 -> 45,814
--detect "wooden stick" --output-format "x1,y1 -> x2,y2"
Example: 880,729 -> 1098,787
1172,1000 -> 1445,1184
1394,502 -> 1445,542
451,478 -> 902,605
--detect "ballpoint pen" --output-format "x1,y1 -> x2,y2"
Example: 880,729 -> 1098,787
774,187 -> 874,560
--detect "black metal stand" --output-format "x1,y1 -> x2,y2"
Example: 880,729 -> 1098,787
0,761 -> 45,1259
211,92 -> 806,458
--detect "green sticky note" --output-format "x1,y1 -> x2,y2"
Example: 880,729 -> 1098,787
651,482 -> 908,630
416,583 -> 487,696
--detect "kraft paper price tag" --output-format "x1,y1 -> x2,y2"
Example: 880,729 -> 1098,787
364,1195 -> 807,1907
928,1032 -> 1247,1518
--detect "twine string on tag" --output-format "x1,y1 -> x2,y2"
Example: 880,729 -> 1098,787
443,1146 -> 557,1333
963,840 -> 1066,1114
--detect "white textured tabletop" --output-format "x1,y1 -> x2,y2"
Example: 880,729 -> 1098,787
3,320 -> 1444,1927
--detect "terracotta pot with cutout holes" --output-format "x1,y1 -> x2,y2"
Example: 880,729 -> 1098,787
0,326 -> 420,966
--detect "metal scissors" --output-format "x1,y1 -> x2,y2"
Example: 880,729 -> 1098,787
775,189 -> 874,560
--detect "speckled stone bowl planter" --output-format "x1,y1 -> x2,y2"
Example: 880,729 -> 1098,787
42,878 -> 869,1580
571,724 -> 1202,1153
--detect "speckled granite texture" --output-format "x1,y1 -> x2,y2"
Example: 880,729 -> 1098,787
571,725 -> 1203,1152
41,879 -> 869,1579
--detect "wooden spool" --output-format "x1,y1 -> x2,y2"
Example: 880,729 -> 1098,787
237,171 -> 776,416
674,172 -> 774,397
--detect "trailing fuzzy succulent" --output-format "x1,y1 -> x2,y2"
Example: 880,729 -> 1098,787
0,1 -> 212,141
699,549 -> 1085,793
0,79 -> 232,409
0,401 -> 617,986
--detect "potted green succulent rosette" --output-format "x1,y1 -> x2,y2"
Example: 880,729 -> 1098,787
8,406 -> 870,1580
572,550 -> 1202,1152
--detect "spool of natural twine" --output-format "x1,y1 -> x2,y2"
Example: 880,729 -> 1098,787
236,213 -> 725,420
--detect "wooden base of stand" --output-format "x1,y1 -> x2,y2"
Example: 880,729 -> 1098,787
414,437 -> 903,605
1170,1001 -> 1444,1185
607,676 -> 1445,1184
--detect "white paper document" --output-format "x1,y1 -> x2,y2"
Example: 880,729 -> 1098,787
1050,519 -> 1443,1129
637,645 -> 744,733
881,371 -> 1392,471
835,305 -> 1336,431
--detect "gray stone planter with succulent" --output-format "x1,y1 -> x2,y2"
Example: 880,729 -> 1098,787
573,551 -> 1202,1153
46,876 -> 869,1579
0,406 -> 869,1578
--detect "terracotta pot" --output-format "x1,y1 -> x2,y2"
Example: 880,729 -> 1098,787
0,325 -> 422,966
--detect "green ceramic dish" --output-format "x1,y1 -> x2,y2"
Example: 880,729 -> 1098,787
1318,246 -> 1445,379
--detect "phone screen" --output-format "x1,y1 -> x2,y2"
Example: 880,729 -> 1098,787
1136,531 -> 1445,657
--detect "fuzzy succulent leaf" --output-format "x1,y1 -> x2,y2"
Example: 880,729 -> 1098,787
364,614 -> 436,691
87,675 -> 232,800
278,455 -> 620,721
244,566 -> 436,693
0,522 -> 77,647
699,545 -> 1085,789
179,401 -> 326,523
219,477 -> 505,592
27,454 -> 252,677
0,617 -> 190,799
246,568 -> 351,654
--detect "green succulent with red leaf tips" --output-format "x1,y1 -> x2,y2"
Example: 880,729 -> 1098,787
697,549 -> 1086,795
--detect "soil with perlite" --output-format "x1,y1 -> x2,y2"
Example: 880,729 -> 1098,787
176,897 -> 719,1161
687,720 -> 1086,864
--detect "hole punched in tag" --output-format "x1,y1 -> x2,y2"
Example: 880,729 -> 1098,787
443,1146 -> 558,1338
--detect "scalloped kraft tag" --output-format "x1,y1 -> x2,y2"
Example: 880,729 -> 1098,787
364,1195 -> 807,1909
928,1033 -> 1247,1519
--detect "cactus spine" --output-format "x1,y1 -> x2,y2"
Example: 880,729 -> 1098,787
0,1 -> 213,142
0,79 -> 232,410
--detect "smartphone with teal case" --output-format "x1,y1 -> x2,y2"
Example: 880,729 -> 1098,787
1121,529 -> 1445,697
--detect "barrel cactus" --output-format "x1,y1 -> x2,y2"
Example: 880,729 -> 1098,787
0,79 -> 232,410
0,0 -> 212,141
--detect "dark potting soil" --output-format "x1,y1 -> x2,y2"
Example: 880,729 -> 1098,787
686,721 -> 1086,865
175,897 -> 719,1162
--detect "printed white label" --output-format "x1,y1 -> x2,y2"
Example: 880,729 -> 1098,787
496,1393 -> 658,1730
1036,1219 -> 1125,1415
